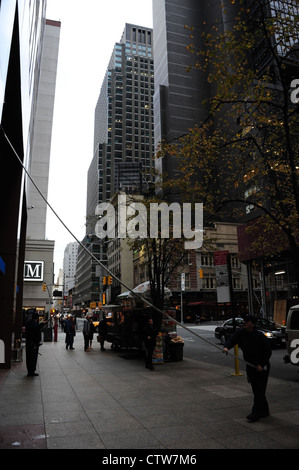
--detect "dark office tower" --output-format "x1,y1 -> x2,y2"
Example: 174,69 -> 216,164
245,0 -> 299,74
152,0 -> 216,185
86,24 -> 154,234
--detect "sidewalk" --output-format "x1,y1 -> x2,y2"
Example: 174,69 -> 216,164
0,331 -> 299,450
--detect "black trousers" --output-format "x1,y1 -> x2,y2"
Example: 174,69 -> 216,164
246,365 -> 270,417
65,333 -> 74,348
145,345 -> 154,369
83,334 -> 90,350
26,341 -> 39,375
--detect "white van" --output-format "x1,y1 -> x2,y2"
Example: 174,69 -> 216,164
284,305 -> 299,366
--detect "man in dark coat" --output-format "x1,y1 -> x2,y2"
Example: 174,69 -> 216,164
65,315 -> 76,350
98,315 -> 108,351
223,315 -> 272,422
25,311 -> 46,377
83,315 -> 92,351
143,318 -> 158,370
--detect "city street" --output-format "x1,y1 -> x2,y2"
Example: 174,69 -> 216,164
1,326 -> 299,451
178,323 -> 299,383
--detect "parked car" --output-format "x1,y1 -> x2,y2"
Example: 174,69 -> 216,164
214,318 -> 244,345
215,317 -> 286,347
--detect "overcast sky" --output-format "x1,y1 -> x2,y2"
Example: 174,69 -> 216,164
45,0 -> 153,277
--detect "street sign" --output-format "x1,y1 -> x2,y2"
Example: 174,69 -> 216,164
214,250 -> 229,266
214,251 -> 230,303
24,261 -> 44,282
181,273 -> 185,291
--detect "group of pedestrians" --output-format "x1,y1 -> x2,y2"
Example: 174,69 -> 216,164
63,314 -> 108,352
24,310 -> 272,424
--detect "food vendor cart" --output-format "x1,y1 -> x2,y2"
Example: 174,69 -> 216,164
99,304 -> 153,350
100,284 -> 184,361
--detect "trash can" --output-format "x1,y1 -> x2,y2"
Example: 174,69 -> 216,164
169,342 -> 184,361
43,327 -> 53,342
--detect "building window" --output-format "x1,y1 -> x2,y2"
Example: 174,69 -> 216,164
202,277 -> 216,289
231,255 -> 239,268
232,278 -> 241,289
201,254 -> 214,266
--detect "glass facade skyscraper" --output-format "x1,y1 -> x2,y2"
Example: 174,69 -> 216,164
152,0 -> 212,186
86,23 -> 154,234
75,23 -> 154,308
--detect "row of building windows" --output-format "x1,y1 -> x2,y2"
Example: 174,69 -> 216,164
200,254 -> 240,267
131,28 -> 152,45
176,274 -> 242,290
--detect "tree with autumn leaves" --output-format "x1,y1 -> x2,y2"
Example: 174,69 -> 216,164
157,0 -> 299,296
126,191 -> 190,328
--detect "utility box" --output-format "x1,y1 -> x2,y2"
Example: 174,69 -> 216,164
43,327 -> 53,342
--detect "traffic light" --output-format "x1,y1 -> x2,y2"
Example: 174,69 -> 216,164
198,269 -> 203,279
108,275 -> 113,285
42,283 -> 47,291
102,293 -> 106,305
103,276 -> 107,285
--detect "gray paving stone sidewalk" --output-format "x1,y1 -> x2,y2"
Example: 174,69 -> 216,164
0,331 -> 299,450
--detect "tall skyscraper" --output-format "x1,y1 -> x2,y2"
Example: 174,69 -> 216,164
152,0 -> 299,317
63,242 -> 78,295
75,24 -> 154,308
86,23 -> 154,234
152,0 -> 213,183
23,19 -> 61,317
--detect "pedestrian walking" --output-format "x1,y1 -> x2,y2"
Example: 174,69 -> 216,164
65,315 -> 76,350
98,314 -> 108,351
83,315 -> 92,351
25,311 -> 47,377
88,318 -> 96,350
53,316 -> 58,342
223,315 -> 272,422
143,317 -> 158,370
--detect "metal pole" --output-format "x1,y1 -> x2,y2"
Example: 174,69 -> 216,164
231,345 -> 244,376
260,260 -> 267,318
181,273 -> 185,324
246,261 -> 254,315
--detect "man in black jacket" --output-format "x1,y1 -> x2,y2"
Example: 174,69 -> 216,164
223,315 -> 272,422
25,311 -> 46,377
98,315 -> 108,351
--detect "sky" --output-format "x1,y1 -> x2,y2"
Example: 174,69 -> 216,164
45,0 -> 153,278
